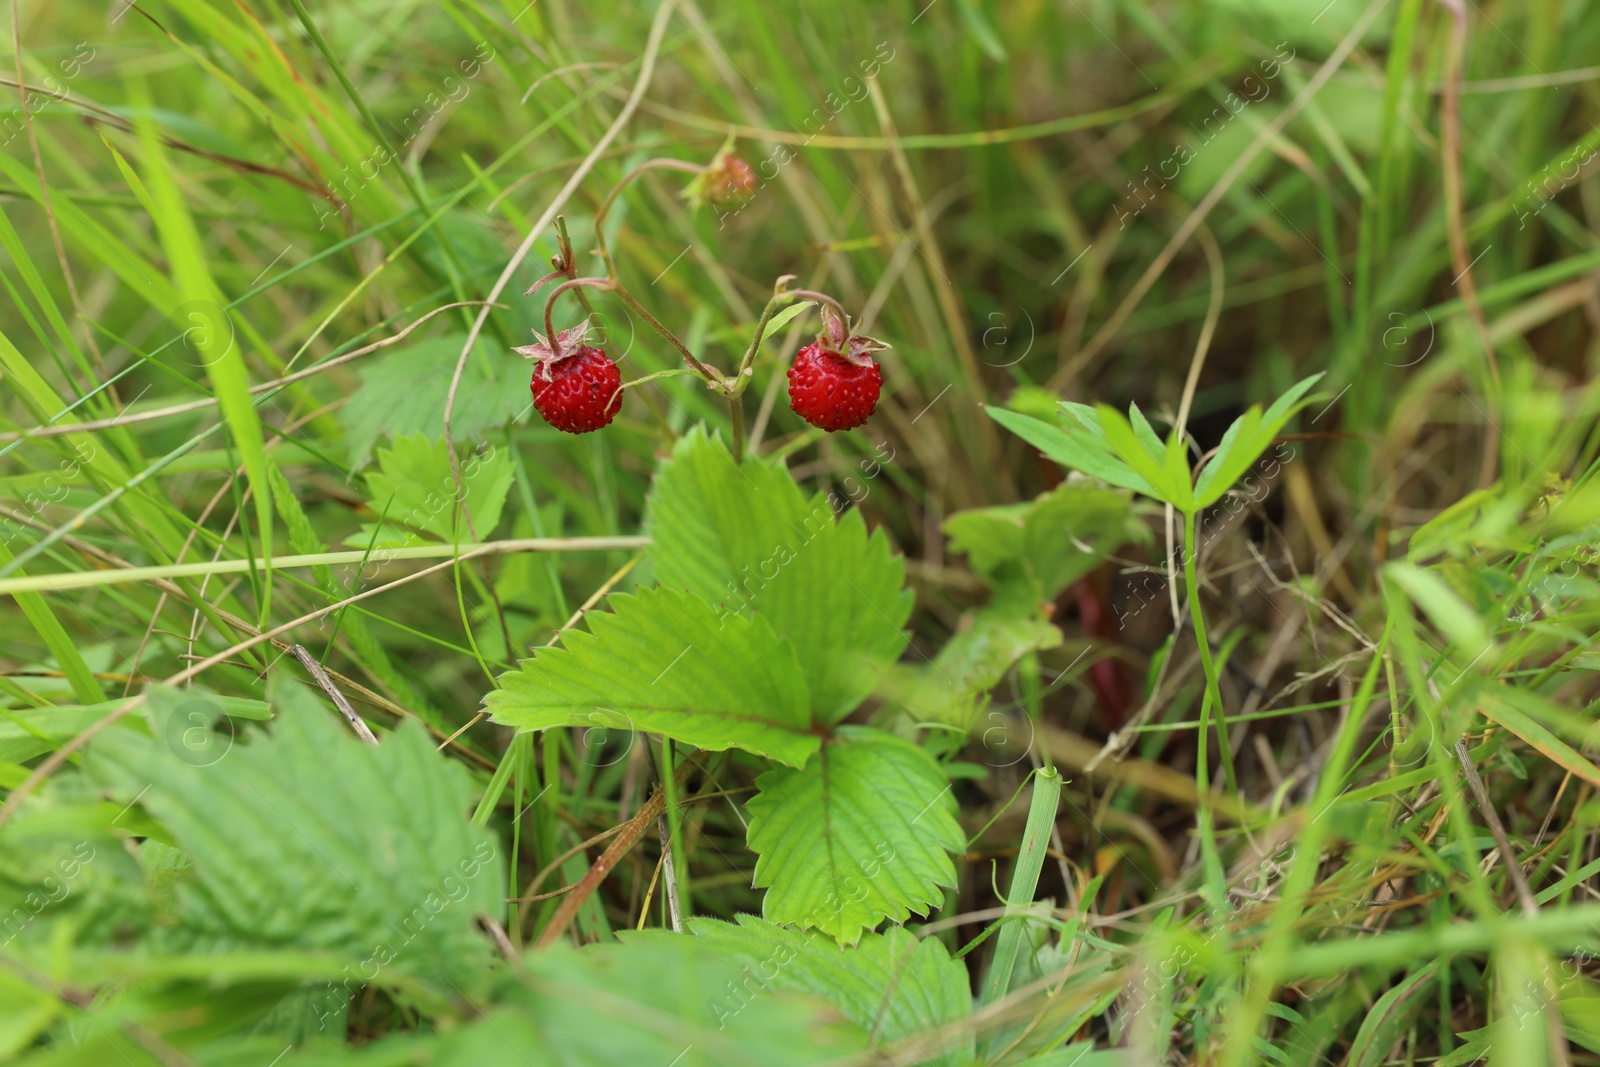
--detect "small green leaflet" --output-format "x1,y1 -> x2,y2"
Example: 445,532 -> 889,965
747,726 -> 964,944
987,373 -> 1326,513
985,406 -> 1157,497
1191,372 -> 1324,507
350,432 -> 513,547
341,333 -> 527,468
764,298 -> 817,337
484,586 -> 819,767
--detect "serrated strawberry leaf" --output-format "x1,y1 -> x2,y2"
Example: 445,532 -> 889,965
646,915 -> 973,1064
646,429 -> 910,724
85,680 -> 504,998
747,726 -> 963,944
758,506 -> 910,725
439,937 -> 869,1067
484,586 -> 819,767
340,334 -> 526,468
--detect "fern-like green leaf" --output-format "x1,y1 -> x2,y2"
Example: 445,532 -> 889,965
86,680 -> 504,997
1192,372 -> 1325,507
747,727 -> 963,944
484,586 -> 819,767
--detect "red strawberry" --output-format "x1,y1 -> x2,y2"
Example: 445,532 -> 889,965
786,306 -> 889,432
514,319 -> 623,434
787,343 -> 882,432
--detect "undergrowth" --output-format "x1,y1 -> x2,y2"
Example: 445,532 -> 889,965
4,0 -> 1600,1064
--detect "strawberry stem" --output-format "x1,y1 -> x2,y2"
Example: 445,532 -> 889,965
593,158 -> 707,281
784,288 -> 850,329
728,392 -> 746,463
737,291 -> 802,387
609,283 -> 725,386
543,277 -> 614,353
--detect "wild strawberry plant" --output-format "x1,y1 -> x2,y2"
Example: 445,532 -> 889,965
489,427 -> 966,943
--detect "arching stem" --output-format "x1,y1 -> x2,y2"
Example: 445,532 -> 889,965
593,158 -> 707,281
543,277 -> 615,349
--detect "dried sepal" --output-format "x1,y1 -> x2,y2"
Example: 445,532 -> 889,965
819,304 -> 849,351
844,332 -> 891,366
513,318 -> 595,379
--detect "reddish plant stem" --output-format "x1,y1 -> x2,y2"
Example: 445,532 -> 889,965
542,277 -> 616,351
535,752 -> 703,948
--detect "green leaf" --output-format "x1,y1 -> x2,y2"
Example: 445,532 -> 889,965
85,680 -> 504,997
657,914 -> 973,1063
1023,1043 -> 1123,1066
355,433 -> 513,546
435,938 -> 869,1067
131,91 -> 274,595
1345,962 -> 1439,1066
1383,562 -> 1493,663
944,482 -> 1150,602
1127,401 -> 1166,460
1095,404 -> 1193,510
1192,372 -> 1325,507
747,726 -> 964,944
986,405 -> 1158,497
646,429 -> 911,724
340,335 -> 528,468
760,506 -> 911,725
484,586 -> 819,767
884,608 -> 1061,730
0,536 -> 105,706
647,428 -> 811,596
0,970 -> 59,1057
954,0 -> 1008,61
764,299 -> 817,337
1561,986 -> 1600,1054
